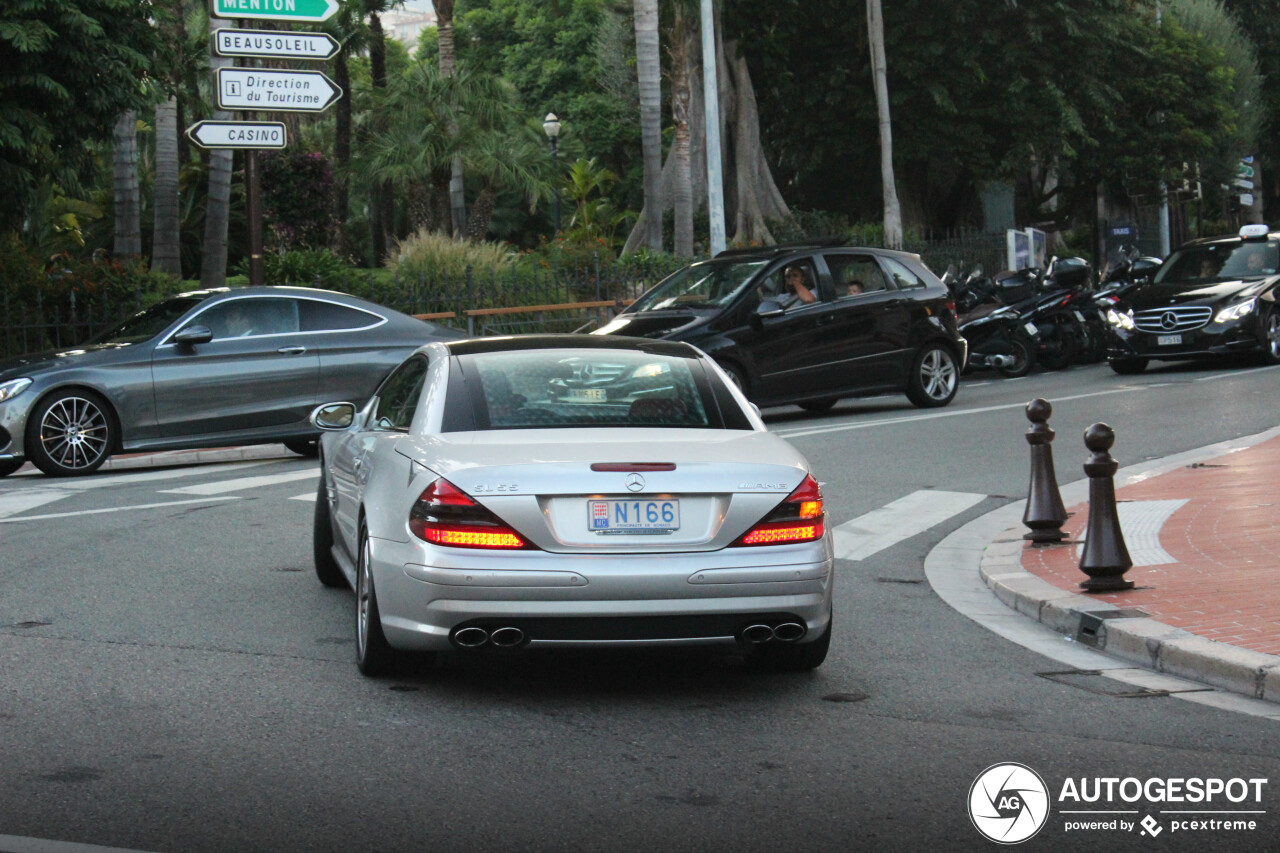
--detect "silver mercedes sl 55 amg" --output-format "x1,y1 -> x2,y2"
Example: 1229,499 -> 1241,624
311,334 -> 834,675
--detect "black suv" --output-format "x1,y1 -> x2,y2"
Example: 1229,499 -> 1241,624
1104,225 -> 1280,374
593,243 -> 967,411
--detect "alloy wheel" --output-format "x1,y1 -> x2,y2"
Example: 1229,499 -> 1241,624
39,395 -> 109,472
920,348 -> 957,401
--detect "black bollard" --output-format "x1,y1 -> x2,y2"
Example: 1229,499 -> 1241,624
1022,398 -> 1068,543
1078,423 -> 1134,592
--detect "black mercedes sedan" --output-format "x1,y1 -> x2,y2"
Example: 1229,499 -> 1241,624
0,286 -> 461,477
1104,225 -> 1280,374
592,243 -> 967,412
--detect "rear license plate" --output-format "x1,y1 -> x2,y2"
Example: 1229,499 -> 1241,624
1157,334 -> 1182,346
1024,322 -> 1038,336
589,498 -> 680,534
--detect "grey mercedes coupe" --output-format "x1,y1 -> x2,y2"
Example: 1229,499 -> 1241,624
0,286 -> 461,477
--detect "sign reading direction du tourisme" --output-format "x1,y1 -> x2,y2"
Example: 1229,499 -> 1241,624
215,68 -> 342,113
211,0 -> 339,23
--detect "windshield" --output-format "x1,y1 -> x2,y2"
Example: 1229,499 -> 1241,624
88,296 -> 205,345
628,260 -> 767,312
1155,241 -> 1279,284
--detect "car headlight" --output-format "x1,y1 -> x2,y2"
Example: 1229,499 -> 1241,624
1214,298 -> 1256,324
0,377 -> 32,403
1106,309 -> 1135,330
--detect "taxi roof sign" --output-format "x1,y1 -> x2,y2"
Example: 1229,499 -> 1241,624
1239,224 -> 1269,240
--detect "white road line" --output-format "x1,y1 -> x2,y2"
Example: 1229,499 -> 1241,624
289,491 -> 318,502
1077,499 -> 1189,566
0,835 -> 163,853
158,469 -> 318,496
14,459 -> 282,492
0,497 -> 240,523
832,490 -> 987,561
0,490 -> 70,520
773,388 -> 1134,439
1194,363 -> 1280,382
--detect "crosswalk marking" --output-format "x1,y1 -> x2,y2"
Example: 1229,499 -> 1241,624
0,490 -> 70,520
0,496 -> 240,523
832,490 -> 987,561
1077,499 -> 1188,566
159,469 -> 319,496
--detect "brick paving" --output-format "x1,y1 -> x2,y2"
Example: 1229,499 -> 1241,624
1021,436 -> 1280,655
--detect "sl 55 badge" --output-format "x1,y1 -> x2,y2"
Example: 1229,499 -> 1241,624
472,483 -> 519,493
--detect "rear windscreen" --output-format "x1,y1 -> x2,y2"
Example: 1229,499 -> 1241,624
448,348 -> 749,431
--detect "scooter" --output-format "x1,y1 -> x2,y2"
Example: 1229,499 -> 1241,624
950,264 -> 1039,377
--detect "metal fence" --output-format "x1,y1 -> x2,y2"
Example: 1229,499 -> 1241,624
0,231 -> 1011,358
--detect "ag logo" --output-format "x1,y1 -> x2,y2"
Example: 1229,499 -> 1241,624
968,763 -> 1050,844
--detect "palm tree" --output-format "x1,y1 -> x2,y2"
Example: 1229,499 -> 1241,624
867,0 -> 902,249
112,111 -> 141,257
667,4 -> 695,256
436,0 -> 467,237
633,0 -> 664,251
151,97 -> 182,276
201,15 -> 234,287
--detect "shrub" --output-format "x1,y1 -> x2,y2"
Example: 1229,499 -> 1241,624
387,230 -> 516,282
236,247 -> 358,289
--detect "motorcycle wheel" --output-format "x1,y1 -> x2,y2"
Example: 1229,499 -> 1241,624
1037,323 -> 1079,371
996,335 -> 1034,378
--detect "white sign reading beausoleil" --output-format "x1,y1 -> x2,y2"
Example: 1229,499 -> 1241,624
215,28 -> 340,60
215,68 -> 342,113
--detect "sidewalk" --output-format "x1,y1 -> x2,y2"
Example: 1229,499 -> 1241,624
979,428 -> 1280,704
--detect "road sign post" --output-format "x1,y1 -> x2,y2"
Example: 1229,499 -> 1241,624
215,68 -> 342,113
211,0 -> 339,23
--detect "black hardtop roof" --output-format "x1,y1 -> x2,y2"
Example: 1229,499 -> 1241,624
445,334 -> 700,358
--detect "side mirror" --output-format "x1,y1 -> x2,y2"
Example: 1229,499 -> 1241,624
172,325 -> 213,346
311,402 -> 356,431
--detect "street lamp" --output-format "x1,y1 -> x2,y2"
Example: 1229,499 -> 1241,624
542,112 -> 561,234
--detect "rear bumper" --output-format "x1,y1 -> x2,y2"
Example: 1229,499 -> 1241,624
368,535 -> 834,651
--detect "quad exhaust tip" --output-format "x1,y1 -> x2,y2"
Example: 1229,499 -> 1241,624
452,626 -> 526,649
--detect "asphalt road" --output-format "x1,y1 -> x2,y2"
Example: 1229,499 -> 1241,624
2,358 -> 1279,853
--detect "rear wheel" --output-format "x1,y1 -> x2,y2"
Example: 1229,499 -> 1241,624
748,617 -> 831,672
355,526 -> 398,676
1109,357 -> 1148,375
313,475 -> 346,588
995,335 -> 1034,378
1037,322 -> 1079,371
0,459 -> 22,477
905,343 -> 959,408
798,398 -> 837,413
25,389 -> 115,476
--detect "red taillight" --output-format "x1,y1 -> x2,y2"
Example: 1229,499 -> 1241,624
409,478 -> 533,550
731,474 -> 825,547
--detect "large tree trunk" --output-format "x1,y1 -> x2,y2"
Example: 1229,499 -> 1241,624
368,12 -> 392,262
633,0 -> 663,251
112,111 -> 141,257
201,16 -> 234,287
437,0 -> 467,238
668,7 -> 694,257
867,0 -> 902,249
465,184 -> 499,241
151,98 -> 182,276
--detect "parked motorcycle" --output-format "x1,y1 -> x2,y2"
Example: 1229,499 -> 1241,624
948,264 -> 1039,378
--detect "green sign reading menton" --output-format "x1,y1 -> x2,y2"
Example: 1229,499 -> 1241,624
211,0 -> 339,23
